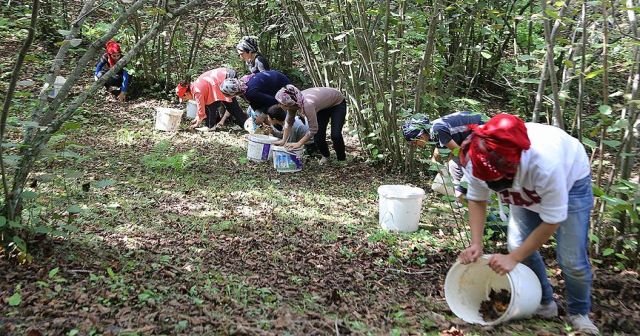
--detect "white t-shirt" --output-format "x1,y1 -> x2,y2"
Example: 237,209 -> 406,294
463,123 -> 591,223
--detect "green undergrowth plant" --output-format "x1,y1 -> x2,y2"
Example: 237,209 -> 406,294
141,140 -> 195,172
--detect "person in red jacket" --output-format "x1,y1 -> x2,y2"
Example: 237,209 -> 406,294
175,68 -> 247,130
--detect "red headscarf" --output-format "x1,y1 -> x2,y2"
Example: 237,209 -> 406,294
175,83 -> 190,98
460,113 -> 531,181
105,40 -> 121,67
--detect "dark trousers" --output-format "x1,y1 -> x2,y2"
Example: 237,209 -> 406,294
314,100 -> 347,160
104,75 -> 125,95
204,98 -> 247,128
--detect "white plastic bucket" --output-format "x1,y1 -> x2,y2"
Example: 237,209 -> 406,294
244,118 -> 256,134
186,100 -> 197,119
247,135 -> 279,162
431,169 -> 455,196
154,107 -> 183,132
48,76 -> 66,98
444,256 -> 542,325
272,146 -> 304,173
377,185 -> 425,232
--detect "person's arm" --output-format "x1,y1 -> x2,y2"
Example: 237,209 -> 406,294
271,125 -> 283,138
116,70 -> 130,102
274,111 -> 296,145
120,70 -> 130,93
215,111 -> 232,129
458,199 -> 487,264
489,223 -> 558,275
255,56 -> 269,72
286,132 -> 312,149
190,95 -> 206,128
94,58 -> 107,80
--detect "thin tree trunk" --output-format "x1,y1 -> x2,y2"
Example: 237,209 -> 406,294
0,0 -> 39,219
541,0 -> 564,128
413,0 -> 440,115
532,0 -> 572,123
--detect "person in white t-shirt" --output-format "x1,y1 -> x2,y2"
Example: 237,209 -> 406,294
457,113 -> 598,335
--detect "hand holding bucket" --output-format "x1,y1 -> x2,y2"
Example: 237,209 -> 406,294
444,255 -> 542,325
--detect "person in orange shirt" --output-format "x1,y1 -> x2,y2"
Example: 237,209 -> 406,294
175,68 -> 247,130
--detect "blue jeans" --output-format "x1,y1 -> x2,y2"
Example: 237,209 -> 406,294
506,176 -> 593,315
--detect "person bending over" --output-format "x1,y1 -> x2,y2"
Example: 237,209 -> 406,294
175,68 -> 247,130
458,113 -> 599,335
275,85 -> 346,164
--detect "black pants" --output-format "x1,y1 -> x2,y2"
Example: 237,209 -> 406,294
104,75 -> 126,95
314,100 -> 347,160
204,98 -> 247,128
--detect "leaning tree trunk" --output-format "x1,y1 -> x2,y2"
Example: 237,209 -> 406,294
5,0 -> 204,221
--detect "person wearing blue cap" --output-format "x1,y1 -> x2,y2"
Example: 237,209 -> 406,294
402,111 -> 484,203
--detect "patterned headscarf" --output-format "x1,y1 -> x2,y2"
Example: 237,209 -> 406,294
105,40 -> 121,67
275,85 -> 305,109
220,78 -> 248,96
401,115 -> 431,141
460,113 -> 531,181
275,85 -> 306,124
236,36 -> 259,53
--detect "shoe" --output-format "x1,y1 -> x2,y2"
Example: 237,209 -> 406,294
534,301 -> 558,319
195,126 -> 211,132
568,314 -> 599,335
319,156 -> 329,165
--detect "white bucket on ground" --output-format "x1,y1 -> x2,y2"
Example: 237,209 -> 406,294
431,169 -> 455,196
247,134 -> 279,162
154,107 -> 183,132
48,76 -> 66,98
377,185 -> 425,232
186,100 -> 197,119
444,256 -> 542,326
272,146 -> 304,173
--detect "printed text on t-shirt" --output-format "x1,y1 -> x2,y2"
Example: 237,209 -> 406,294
498,188 -> 542,206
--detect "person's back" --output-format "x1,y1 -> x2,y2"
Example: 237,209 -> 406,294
430,111 -> 484,147
192,68 -> 233,105
245,70 -> 290,111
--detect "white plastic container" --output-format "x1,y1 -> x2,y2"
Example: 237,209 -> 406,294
247,134 -> 279,162
154,107 -> 183,132
431,169 -> 455,196
244,118 -> 256,134
272,146 -> 304,172
185,100 -> 197,119
444,256 -> 542,325
377,185 -> 425,232
48,76 -> 66,98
